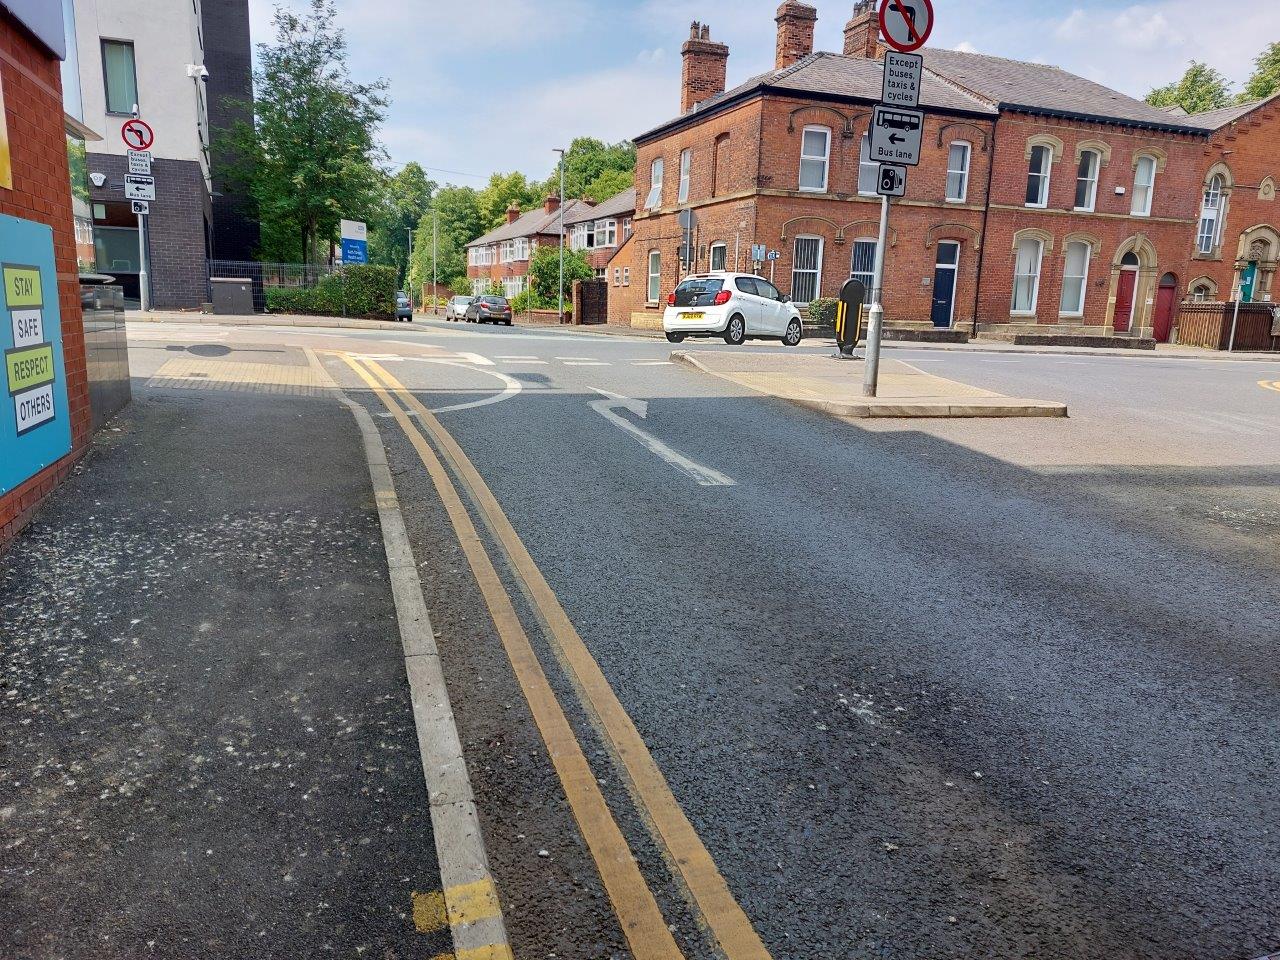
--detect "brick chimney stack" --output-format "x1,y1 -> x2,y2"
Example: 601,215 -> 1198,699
844,0 -> 885,59
775,2 -> 818,70
544,195 -> 561,215
681,21 -> 729,113
506,203 -> 521,224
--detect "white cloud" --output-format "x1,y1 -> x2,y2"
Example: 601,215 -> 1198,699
953,41 -> 979,54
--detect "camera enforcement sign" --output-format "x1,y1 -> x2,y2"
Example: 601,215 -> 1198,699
1,215 -> 71,495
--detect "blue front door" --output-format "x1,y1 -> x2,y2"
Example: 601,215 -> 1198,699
930,241 -> 959,327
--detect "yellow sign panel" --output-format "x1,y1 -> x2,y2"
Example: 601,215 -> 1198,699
6,344 -> 55,395
0,74 -> 10,190
4,265 -> 42,308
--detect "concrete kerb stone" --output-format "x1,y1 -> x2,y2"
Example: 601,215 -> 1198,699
129,311 -> 424,332
302,348 -> 513,959
670,351 -> 1069,419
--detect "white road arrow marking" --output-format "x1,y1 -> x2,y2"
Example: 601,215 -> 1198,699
588,388 -> 736,487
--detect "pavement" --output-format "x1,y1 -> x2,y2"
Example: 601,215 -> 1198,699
4,315 -> 1279,959
671,349 -> 1069,417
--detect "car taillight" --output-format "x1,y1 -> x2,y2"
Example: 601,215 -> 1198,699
667,293 -> 676,306
713,290 -> 732,305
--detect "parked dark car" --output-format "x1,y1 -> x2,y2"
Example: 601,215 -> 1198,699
394,291 -> 413,321
465,295 -> 513,325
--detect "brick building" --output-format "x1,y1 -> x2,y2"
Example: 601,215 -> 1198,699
0,2 -> 92,546
565,187 -> 635,277
466,196 -> 593,299
618,1 -> 1276,342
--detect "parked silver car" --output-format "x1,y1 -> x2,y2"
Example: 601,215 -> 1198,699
445,296 -> 474,322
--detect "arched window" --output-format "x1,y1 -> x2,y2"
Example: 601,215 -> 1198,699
1197,175 -> 1225,255
1121,251 -> 1140,268
713,134 -> 730,197
1026,145 -> 1052,207
1192,284 -> 1212,302
1060,240 -> 1092,316
645,158 -> 664,210
946,142 -> 971,202
1075,150 -> 1100,211
1131,155 -> 1157,216
799,126 -> 831,192
1012,236 -> 1045,313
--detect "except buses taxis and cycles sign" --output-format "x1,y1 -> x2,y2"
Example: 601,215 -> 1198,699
882,51 -> 923,108
1,215 -> 72,496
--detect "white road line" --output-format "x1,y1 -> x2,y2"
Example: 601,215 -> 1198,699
633,360 -> 675,366
556,356 -> 595,361
496,356 -> 539,360
564,361 -> 609,366
588,388 -> 736,487
499,359 -> 548,364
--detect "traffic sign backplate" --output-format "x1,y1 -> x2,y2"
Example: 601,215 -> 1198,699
878,0 -> 933,54
868,105 -> 924,167
877,163 -> 908,197
127,150 -> 152,175
124,174 -> 156,202
882,51 -> 923,109
131,200 -> 150,216
121,119 -> 155,152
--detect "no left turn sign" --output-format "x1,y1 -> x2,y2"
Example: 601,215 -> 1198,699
121,119 -> 155,152
878,0 -> 933,53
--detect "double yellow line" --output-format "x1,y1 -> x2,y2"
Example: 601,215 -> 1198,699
336,354 -> 771,960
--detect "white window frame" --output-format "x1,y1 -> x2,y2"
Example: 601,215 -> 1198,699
622,267 -> 630,286
791,235 -> 824,304
1026,145 -> 1052,208
709,242 -> 727,272
646,250 -> 661,303
1197,175 -> 1224,255
646,158 -> 664,210
1075,150 -> 1099,212
1011,237 -> 1045,315
849,238 -> 877,294
857,135 -> 877,197
799,125 -> 831,193
1131,155 -> 1156,217
946,141 -> 970,203
678,149 -> 692,204
597,220 -> 617,248
1192,284 -> 1211,302
1059,240 -> 1091,317
513,238 -> 529,261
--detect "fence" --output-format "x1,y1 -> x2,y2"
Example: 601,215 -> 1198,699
1176,301 -> 1280,352
206,260 -> 337,313
573,279 -> 609,324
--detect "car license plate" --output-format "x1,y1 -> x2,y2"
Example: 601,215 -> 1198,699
680,312 -> 705,320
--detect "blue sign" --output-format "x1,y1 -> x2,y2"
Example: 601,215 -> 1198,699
341,238 -> 369,265
1,215 -> 72,495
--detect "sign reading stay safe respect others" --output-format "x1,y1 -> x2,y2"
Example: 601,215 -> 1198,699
1,215 -> 72,496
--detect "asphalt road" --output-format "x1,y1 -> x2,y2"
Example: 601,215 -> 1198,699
27,317 -> 1280,959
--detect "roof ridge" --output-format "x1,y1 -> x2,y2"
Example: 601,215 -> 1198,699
934,46 -> 1066,73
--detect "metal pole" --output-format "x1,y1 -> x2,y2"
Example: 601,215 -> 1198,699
862,195 -> 891,397
137,212 -> 150,311
433,210 -> 439,316
1228,273 -> 1242,352
556,149 -> 566,322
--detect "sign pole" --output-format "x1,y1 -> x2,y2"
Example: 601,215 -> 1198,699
1228,271 -> 1242,353
137,211 -> 150,312
862,195 -> 891,397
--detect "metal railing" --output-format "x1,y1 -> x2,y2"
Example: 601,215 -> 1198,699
206,260 -> 337,312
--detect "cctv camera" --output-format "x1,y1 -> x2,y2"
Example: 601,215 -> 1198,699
90,172 -> 107,188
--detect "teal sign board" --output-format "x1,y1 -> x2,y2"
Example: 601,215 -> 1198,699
1240,261 -> 1258,303
1,215 -> 72,496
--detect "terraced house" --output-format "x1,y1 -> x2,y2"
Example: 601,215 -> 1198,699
466,195 -> 593,299
617,0 -> 1280,345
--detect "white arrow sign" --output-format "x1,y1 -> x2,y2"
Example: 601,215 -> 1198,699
588,388 -> 735,487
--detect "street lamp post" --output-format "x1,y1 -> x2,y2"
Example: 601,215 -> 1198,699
433,210 -> 439,316
554,148 -> 566,323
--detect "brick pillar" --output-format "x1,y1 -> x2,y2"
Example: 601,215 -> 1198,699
775,2 -> 818,70
681,22 -> 729,113
843,0 -> 884,59
571,279 -> 584,325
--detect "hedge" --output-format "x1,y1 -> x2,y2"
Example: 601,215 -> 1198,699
807,297 -> 838,326
265,264 -> 398,319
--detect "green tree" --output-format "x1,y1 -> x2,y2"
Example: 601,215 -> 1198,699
407,185 -> 483,298
477,172 -> 541,230
369,162 -> 436,284
1239,41 -> 1280,103
557,137 -> 636,199
228,0 -> 388,262
1145,61 -> 1232,114
581,168 -> 634,203
526,244 -> 594,308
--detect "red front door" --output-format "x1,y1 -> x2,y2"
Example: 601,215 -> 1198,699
1114,270 -> 1137,333
1153,277 -> 1178,343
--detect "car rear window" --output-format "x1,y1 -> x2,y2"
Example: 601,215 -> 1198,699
673,278 -> 724,307
481,296 -> 508,305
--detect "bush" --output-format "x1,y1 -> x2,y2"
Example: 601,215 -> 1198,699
509,289 -> 543,315
807,297 -> 838,326
266,264 -> 398,319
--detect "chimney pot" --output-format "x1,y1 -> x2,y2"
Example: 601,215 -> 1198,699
775,1 -> 818,71
844,0 -> 885,59
680,22 -> 730,113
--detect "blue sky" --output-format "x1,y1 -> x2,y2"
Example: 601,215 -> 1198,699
246,0 -> 1280,189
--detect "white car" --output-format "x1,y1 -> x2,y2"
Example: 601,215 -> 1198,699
663,273 -> 803,346
444,296 -> 474,322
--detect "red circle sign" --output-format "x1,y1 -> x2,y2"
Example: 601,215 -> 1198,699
121,119 -> 155,152
878,0 -> 933,53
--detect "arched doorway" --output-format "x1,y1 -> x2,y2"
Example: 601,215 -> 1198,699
1114,252 -> 1140,333
1153,272 -> 1178,342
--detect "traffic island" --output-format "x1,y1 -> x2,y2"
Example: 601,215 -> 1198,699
671,350 -> 1068,418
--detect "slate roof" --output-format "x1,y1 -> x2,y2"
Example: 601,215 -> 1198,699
1186,90 -> 1280,130
467,199 -> 595,247
564,188 -> 636,225
919,48 -> 1208,132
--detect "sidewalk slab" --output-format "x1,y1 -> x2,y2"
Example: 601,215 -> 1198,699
672,350 -> 1068,418
129,309 -> 418,331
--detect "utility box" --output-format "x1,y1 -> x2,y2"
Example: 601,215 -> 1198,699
210,277 -> 254,315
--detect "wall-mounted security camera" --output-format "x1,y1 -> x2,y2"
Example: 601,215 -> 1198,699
186,64 -> 210,82
90,172 -> 107,188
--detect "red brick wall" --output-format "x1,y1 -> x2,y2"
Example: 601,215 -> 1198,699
0,14 -> 90,549
681,24 -> 729,114
775,2 -> 817,71
1197,102 -> 1280,302
976,113 -> 1202,334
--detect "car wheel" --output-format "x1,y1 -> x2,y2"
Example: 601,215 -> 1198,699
505,319 -> 513,326
723,314 -> 746,346
666,332 -> 685,343
782,318 -> 802,346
